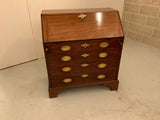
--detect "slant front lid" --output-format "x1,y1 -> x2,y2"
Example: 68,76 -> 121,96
41,8 -> 124,42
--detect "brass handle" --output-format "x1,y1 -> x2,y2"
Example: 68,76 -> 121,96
99,52 -> 108,58
61,56 -> 71,62
78,14 -> 87,19
81,53 -> 89,58
100,42 -> 109,48
61,45 -> 71,51
81,74 -> 88,78
81,63 -> 89,68
63,78 -> 72,83
81,43 -> 90,48
97,74 -> 106,79
97,63 -> 107,69
62,67 -> 72,72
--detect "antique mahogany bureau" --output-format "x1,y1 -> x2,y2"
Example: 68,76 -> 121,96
41,8 -> 124,98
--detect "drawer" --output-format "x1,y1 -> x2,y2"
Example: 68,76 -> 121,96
44,37 -> 123,55
50,69 -> 117,87
45,48 -> 121,66
47,59 -> 120,76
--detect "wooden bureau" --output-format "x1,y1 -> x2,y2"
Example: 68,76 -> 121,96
41,8 -> 124,98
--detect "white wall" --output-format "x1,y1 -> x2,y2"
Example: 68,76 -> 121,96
27,0 -> 124,58
0,0 -> 37,69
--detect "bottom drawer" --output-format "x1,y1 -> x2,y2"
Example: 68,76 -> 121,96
50,69 -> 118,87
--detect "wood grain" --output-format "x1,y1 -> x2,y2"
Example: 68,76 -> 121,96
42,9 -> 124,42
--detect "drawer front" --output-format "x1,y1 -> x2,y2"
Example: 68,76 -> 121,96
50,71 -> 118,87
44,37 -> 123,55
44,38 -> 123,88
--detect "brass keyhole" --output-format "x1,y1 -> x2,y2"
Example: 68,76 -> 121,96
81,53 -> 89,58
78,14 -> 87,19
81,63 -> 89,68
81,43 -> 90,48
99,53 -> 108,58
81,74 -> 88,78
63,78 -> 72,83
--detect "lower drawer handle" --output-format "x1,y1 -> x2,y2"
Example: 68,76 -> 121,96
97,63 -> 107,69
62,67 -> 72,72
61,56 -> 71,61
99,52 -> 108,58
81,74 -> 88,78
63,78 -> 72,83
97,74 -> 106,79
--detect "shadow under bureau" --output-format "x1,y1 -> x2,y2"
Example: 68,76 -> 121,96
41,8 -> 124,98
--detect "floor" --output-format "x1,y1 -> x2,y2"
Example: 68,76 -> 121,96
0,38 -> 160,120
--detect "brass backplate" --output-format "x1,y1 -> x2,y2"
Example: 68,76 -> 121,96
97,74 -> 106,79
62,67 -> 72,72
63,78 -> 72,83
97,63 -> 107,69
100,42 -> 109,48
61,45 -> 71,51
99,52 -> 108,58
61,56 -> 71,61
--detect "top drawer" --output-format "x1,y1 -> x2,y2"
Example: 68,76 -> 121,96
41,9 -> 124,42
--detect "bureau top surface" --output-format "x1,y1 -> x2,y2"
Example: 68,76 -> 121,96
41,8 -> 124,43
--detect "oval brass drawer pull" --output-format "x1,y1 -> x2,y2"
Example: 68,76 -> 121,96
81,63 -> 89,68
61,56 -> 71,62
100,42 -> 109,48
62,67 -> 72,72
63,78 -> 72,83
81,74 -> 88,78
99,52 -> 108,58
97,74 -> 106,79
81,53 -> 89,58
97,63 -> 107,69
61,45 -> 71,51
78,14 -> 87,19
81,43 -> 90,48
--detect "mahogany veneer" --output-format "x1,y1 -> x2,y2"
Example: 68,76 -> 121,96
41,8 -> 124,98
